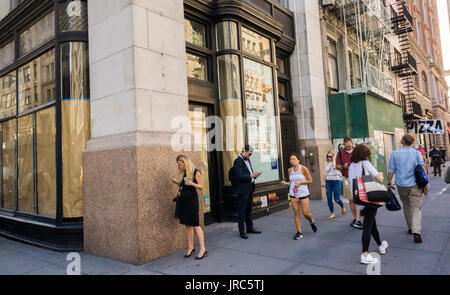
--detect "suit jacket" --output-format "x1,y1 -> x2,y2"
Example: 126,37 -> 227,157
233,155 -> 256,195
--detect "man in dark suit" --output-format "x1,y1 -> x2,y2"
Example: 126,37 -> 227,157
233,145 -> 262,239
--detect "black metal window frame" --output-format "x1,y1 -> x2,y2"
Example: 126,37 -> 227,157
0,0 -> 88,225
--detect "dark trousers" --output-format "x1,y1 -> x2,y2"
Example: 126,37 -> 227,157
362,207 -> 382,253
432,159 -> 441,176
238,192 -> 254,234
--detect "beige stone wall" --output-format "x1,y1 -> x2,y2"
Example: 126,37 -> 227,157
83,144 -> 201,265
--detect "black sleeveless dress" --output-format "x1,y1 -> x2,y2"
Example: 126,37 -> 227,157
175,169 -> 200,226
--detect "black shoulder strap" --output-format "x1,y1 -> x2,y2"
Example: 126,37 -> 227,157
338,150 -> 342,163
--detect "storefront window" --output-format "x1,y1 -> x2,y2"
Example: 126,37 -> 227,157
186,53 -> 208,80
61,42 -> 90,218
17,115 -> 34,213
243,58 -> 279,183
185,18 -> 207,47
217,54 -> 244,185
216,22 -> 239,51
0,41 -> 15,70
60,0 -> 88,32
19,11 -> 55,56
36,107 -> 56,217
2,119 -> 16,210
18,49 -> 56,114
242,27 -> 271,63
0,71 -> 17,119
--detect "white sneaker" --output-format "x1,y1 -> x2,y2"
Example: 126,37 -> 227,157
378,241 -> 388,255
360,253 -> 378,264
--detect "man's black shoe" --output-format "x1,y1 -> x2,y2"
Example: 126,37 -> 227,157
240,233 -> 248,239
247,228 -> 262,234
408,229 -> 412,235
413,233 -> 422,243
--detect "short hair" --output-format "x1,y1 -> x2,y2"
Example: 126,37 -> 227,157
350,144 -> 372,163
242,144 -> 254,152
401,134 -> 415,146
344,137 -> 353,143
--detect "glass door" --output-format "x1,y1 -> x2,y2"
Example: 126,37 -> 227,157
189,104 -> 213,220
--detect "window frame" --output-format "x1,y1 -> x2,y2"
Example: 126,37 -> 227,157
0,0 -> 89,225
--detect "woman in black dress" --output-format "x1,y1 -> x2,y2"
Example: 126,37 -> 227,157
171,155 -> 207,260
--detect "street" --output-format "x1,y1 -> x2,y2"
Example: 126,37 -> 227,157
0,174 -> 448,275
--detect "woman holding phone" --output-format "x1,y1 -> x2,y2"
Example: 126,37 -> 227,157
282,153 -> 317,240
171,155 -> 207,260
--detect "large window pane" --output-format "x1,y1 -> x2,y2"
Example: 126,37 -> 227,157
184,18 -> 206,47
60,0 -> 88,32
18,115 -> 35,213
216,21 -> 239,50
19,11 -> 55,56
36,107 -> 56,217
61,42 -> 90,218
0,71 -> 17,119
217,54 -> 244,185
186,53 -> 207,80
243,58 -> 279,183
2,119 -> 16,210
0,41 -> 15,70
242,27 -> 271,63
18,49 -> 56,114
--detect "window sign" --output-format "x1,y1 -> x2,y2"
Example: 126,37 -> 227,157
243,58 -> 280,183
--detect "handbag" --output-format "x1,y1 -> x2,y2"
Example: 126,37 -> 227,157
172,184 -> 182,202
360,166 -> 391,202
385,188 -> 401,211
352,165 -> 387,207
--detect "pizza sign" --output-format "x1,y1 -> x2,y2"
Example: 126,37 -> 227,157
406,120 -> 444,134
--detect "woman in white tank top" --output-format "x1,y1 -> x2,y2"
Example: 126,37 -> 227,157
282,153 -> 317,240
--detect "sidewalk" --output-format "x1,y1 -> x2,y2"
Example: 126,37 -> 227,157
0,175 -> 449,275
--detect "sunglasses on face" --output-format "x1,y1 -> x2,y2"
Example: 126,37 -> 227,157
327,155 -> 333,158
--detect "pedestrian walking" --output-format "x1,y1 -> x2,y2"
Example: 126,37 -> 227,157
336,137 -> 362,229
388,134 -> 428,243
282,153 -> 317,240
232,145 -> 262,239
171,155 -> 207,260
417,144 -> 428,174
322,151 -> 346,219
429,145 -> 443,176
348,144 -> 388,264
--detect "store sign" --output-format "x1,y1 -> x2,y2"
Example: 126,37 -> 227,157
406,120 -> 444,134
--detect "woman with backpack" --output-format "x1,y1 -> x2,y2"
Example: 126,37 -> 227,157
171,155 -> 207,260
348,144 -> 388,265
282,153 -> 317,240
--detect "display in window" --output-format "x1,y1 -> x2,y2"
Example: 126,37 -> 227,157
243,58 -> 280,183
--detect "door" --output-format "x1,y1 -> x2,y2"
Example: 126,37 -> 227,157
188,104 -> 216,224
383,133 -> 394,169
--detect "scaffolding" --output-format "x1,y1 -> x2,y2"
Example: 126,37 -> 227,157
334,0 -> 394,97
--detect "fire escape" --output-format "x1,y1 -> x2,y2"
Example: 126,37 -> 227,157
390,0 -> 419,120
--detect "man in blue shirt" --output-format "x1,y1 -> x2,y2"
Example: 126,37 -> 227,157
388,134 -> 428,244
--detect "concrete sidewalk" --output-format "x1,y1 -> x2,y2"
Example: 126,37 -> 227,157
0,175 -> 449,275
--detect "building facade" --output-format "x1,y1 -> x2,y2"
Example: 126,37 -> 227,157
0,0 -> 448,265
0,0 -> 333,264
321,0 -> 407,178
406,0 -> 450,154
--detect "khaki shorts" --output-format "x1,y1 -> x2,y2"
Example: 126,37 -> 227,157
341,177 -> 352,200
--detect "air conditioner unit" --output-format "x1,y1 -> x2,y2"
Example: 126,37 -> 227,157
322,0 -> 336,6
